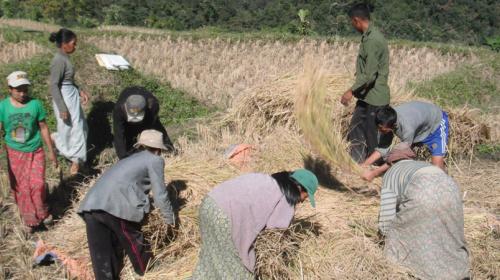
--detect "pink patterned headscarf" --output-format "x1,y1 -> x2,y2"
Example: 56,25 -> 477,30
386,142 -> 416,164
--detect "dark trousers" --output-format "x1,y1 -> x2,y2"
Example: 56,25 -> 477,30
347,101 -> 388,163
82,211 -> 152,280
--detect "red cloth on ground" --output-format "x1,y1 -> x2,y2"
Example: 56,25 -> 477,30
227,144 -> 253,170
7,146 -> 48,226
34,240 -> 94,280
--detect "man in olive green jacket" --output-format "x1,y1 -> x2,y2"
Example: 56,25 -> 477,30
341,3 -> 391,163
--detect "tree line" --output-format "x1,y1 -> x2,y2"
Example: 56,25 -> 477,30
1,0 -> 498,45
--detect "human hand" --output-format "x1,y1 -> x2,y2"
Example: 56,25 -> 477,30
80,91 -> 89,106
361,169 -> 376,182
60,111 -> 69,121
340,89 -> 353,106
166,223 -> 178,241
50,151 -> 58,169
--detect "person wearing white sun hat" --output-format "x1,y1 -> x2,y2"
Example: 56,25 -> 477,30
78,129 -> 174,280
113,86 -> 174,160
0,71 -> 58,233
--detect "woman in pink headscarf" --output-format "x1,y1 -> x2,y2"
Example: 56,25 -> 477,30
378,143 -> 469,279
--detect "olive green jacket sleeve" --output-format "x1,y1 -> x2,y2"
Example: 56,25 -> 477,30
350,26 -> 390,106
351,38 -> 385,93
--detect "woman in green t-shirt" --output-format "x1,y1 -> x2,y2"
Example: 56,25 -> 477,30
0,71 -> 58,233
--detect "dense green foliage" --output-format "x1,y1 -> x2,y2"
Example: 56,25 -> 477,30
485,36 -> 500,52
1,0 -> 498,45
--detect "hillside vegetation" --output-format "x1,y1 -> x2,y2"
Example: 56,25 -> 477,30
1,0 -> 499,45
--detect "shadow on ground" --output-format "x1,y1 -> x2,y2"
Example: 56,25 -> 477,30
303,155 -> 345,191
86,101 -> 115,169
47,171 -> 90,219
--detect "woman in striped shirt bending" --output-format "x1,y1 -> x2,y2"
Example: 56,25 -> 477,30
379,143 -> 469,280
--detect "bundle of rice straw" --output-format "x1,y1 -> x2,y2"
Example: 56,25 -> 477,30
447,109 -> 491,157
255,217 -> 321,279
143,156 -> 240,256
294,59 -> 362,176
224,74 -> 298,135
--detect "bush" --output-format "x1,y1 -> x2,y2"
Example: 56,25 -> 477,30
485,37 -> 500,52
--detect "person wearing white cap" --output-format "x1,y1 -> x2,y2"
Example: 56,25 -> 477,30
78,129 -> 175,279
49,28 -> 89,175
0,71 -> 58,233
113,86 -> 173,159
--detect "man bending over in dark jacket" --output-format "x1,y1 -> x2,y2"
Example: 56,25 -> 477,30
113,86 -> 173,159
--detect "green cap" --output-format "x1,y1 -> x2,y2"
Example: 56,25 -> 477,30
290,169 -> 318,207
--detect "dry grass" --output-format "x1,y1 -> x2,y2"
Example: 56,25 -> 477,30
87,35 -> 470,108
0,173 -> 70,280
0,24 -> 497,280
0,34 -> 47,65
0,19 -> 60,33
33,120 -> 498,280
97,25 -> 168,35
225,58 -> 489,167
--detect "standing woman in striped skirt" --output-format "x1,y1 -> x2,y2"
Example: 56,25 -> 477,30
49,28 -> 89,174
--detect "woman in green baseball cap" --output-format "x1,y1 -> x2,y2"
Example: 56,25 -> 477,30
192,169 -> 318,279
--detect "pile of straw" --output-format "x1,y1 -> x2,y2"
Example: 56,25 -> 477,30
224,74 -> 298,135
141,127 -> 313,277
447,109 -> 491,157
41,126 -> 498,280
228,58 -> 491,174
254,217 -> 321,279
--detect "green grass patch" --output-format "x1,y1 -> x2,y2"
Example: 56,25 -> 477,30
412,51 -> 500,112
475,144 -> 500,161
114,69 -> 213,125
0,26 -> 49,46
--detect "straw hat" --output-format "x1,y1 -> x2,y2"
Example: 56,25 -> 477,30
133,129 -> 168,151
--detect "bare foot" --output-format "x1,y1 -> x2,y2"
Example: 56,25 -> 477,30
43,214 -> 54,226
70,162 -> 79,175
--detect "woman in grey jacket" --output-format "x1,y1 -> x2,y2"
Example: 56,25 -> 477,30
78,130 -> 175,280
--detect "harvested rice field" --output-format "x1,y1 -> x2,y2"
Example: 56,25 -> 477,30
0,19 -> 498,280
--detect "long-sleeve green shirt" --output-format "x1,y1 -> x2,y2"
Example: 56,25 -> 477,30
351,25 -> 390,106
